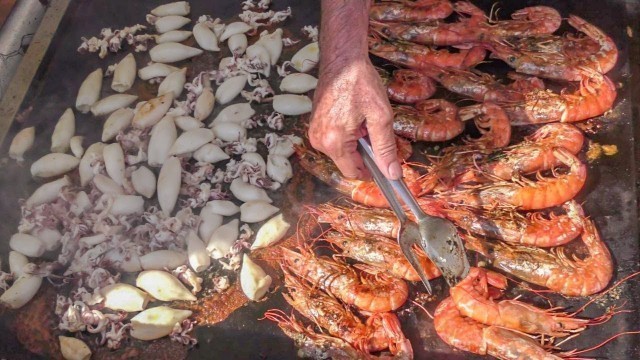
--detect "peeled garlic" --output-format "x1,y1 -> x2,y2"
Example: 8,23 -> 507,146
291,42 -> 319,72
130,306 -> 192,341
206,219 -> 239,259
169,128 -> 214,156
25,176 -> 70,207
75,68 -> 102,113
59,336 -> 91,360
9,126 -> 35,162
30,153 -> 80,178
101,283 -> 151,312
279,73 -> 318,93
132,92 -> 174,129
50,108 -> 75,153
148,115 -> 177,167
131,166 -> 156,198
272,94 -> 312,115
140,250 -> 187,270
0,274 -> 42,309
187,231 -> 210,273
136,270 -> 196,301
252,213 -> 290,250
230,178 -> 272,203
215,75 -> 247,105
157,156 -> 181,216
240,201 -> 280,223
240,254 -> 272,301
111,53 -> 137,93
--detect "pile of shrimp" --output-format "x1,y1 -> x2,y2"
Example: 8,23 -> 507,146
268,1 -> 635,359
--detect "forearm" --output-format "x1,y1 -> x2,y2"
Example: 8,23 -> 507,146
319,0 -> 370,75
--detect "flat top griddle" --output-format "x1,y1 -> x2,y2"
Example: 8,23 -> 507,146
0,0 -> 639,359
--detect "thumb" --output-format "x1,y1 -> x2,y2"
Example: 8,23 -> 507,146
366,116 -> 402,180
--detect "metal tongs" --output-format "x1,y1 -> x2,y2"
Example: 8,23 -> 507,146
357,137 -> 470,294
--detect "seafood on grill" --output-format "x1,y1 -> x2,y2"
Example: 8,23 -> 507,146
393,99 -> 464,142
370,0 -> 454,23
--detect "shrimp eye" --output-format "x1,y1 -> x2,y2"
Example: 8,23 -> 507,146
508,56 -> 516,63
342,241 -> 348,246
294,258 -> 300,264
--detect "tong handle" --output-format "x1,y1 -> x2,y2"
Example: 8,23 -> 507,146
356,137 -> 408,224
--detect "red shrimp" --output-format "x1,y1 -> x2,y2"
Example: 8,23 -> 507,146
324,231 -> 441,281
434,298 -> 564,360
370,0 -> 453,22
466,217 -> 613,297
296,146 -> 423,208
444,200 -> 584,247
280,247 -> 409,313
315,204 -> 403,239
387,69 -> 437,104
450,267 -> 590,336
393,99 -> 464,142
368,38 -> 487,69
459,102 -> 511,149
485,6 -> 562,39
487,15 -> 618,81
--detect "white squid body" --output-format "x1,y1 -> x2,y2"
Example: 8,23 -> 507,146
79,234 -> 107,248
154,15 -> 191,33
149,42 -> 203,63
251,213 -> 290,250
70,136 -> 84,158
242,153 -> 267,176
169,128 -> 214,156
211,122 -> 247,142
291,42 -> 319,72
90,94 -> 138,117
193,143 -> 229,164
79,142 -> 105,186
272,94 -> 312,115
140,250 -> 187,270
103,248 -> 142,272
206,219 -> 239,259
279,73 -> 318,94
257,28 -> 283,65
155,30 -> 192,44
70,191 -> 91,216
151,1 -> 190,16
193,22 -> 220,51
59,336 -> 92,360
102,108 -> 134,142
111,53 -> 137,93
245,44 -> 271,77
194,87 -> 215,121
220,21 -> 251,42
157,156 -> 181,216
34,227 -> 63,251
9,126 -> 35,162
8,251 -> 29,277
51,108 -> 75,153
215,74 -> 247,105
148,115 -> 177,167
187,231 -> 210,273
240,201 -> 280,223
198,207 -> 223,243
0,273 -> 43,309
131,166 -> 156,198
219,56 -> 233,69
267,154 -> 293,183
25,176 -> 70,207
240,254 -> 272,301
110,195 -> 145,215
101,283 -> 151,312
211,102 -> 255,125
228,33 -> 247,56
138,63 -> 180,81
230,178 -> 272,203
269,135 -> 302,157
103,143 -> 126,185
136,270 -> 196,301
175,116 -> 203,131
93,173 -> 124,195
130,306 -> 193,341
205,200 -> 240,216
132,92 -> 174,129
158,68 -> 187,98
30,153 -> 80,178
75,68 -> 103,114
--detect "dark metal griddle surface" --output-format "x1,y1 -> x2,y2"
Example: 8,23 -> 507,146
0,0 -> 639,359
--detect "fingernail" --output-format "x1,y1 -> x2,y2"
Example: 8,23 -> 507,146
387,162 -> 402,180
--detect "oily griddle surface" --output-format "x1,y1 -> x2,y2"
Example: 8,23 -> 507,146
0,0 -> 639,359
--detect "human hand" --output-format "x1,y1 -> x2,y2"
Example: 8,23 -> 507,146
308,58 -> 401,180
